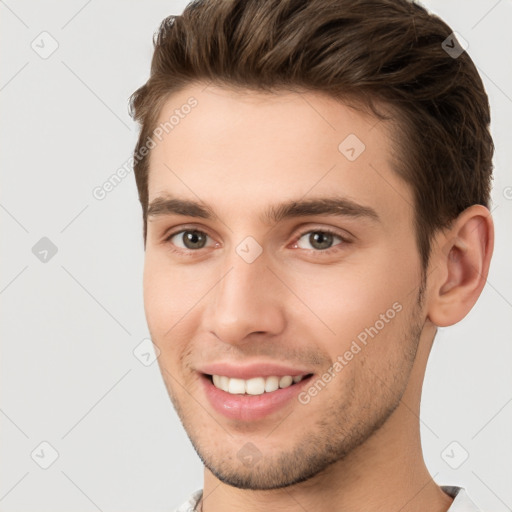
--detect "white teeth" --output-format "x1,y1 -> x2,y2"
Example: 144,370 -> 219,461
228,378 -> 246,394
245,377 -> 265,395
219,375 -> 229,391
211,374 -> 306,395
279,375 -> 293,388
264,376 -> 279,393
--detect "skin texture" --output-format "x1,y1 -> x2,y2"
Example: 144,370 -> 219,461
142,83 -> 494,512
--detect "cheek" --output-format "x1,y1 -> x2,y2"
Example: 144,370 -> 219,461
142,253 -> 186,339
284,256 -> 414,354
142,252 -> 214,347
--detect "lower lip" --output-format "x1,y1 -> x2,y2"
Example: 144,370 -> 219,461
200,374 -> 314,422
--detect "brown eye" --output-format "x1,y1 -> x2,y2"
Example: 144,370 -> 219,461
168,230 -> 210,250
296,230 -> 344,251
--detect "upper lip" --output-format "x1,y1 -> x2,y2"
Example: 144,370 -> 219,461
198,361 -> 314,380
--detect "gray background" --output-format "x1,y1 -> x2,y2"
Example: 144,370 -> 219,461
1,1 -> 511,511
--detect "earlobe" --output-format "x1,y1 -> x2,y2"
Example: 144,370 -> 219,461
427,205 -> 494,327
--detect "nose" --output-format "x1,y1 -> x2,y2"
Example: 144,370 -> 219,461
205,251 -> 286,345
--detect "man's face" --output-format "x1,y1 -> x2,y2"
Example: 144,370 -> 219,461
143,83 -> 427,489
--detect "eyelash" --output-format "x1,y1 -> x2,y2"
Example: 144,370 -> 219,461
163,226 -> 351,256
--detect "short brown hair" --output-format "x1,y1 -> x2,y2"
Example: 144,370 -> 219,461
130,0 -> 494,270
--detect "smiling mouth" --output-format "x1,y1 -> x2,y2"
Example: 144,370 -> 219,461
204,373 -> 314,395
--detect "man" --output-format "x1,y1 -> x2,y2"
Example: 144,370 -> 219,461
129,0 -> 494,510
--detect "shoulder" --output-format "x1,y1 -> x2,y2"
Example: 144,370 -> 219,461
442,485 -> 483,512
171,488 -> 203,512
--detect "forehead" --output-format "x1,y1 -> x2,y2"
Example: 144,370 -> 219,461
146,83 -> 412,227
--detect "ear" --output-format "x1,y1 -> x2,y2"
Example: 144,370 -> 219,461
427,205 -> 494,327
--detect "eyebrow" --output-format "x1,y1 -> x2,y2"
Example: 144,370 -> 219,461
147,195 -> 380,224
